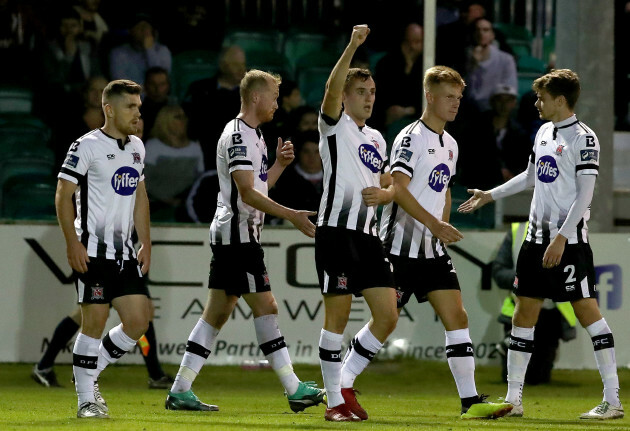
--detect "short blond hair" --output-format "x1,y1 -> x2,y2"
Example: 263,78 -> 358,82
423,66 -> 466,92
532,69 -> 580,110
240,70 -> 282,103
343,68 -> 372,92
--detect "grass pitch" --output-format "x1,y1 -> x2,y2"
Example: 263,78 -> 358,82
1,360 -> 629,430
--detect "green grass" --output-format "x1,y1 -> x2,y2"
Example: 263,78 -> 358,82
1,361 -> 629,430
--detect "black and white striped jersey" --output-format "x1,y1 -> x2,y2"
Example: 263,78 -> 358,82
210,118 -> 268,245
380,120 -> 458,259
527,115 -> 599,244
317,111 -> 389,236
57,129 -> 145,260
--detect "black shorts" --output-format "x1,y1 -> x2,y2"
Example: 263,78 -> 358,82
208,242 -> 271,297
74,258 -> 148,304
315,226 -> 394,296
388,253 -> 460,308
514,241 -> 597,302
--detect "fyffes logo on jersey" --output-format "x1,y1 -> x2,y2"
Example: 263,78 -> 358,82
111,166 -> 140,195
358,144 -> 383,173
259,154 -> 268,182
428,163 -> 450,192
536,155 -> 559,183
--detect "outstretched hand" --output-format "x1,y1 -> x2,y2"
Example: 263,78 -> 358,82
288,210 -> 317,238
457,189 -> 493,213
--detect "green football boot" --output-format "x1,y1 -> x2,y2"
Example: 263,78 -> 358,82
165,390 -> 219,411
461,394 -> 513,419
286,381 -> 326,412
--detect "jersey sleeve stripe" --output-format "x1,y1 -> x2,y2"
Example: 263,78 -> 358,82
391,161 -> 414,176
576,164 -> 599,172
320,110 -> 339,126
228,160 -> 253,168
59,167 -> 85,181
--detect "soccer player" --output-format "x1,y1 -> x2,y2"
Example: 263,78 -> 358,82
56,79 -> 152,418
380,65 -> 513,419
315,25 -> 398,422
459,69 -> 624,420
165,70 -> 325,413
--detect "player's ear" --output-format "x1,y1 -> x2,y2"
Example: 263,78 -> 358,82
104,104 -> 113,118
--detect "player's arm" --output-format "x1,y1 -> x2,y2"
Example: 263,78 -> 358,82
392,172 -> 463,244
362,172 -> 395,206
55,178 -> 89,273
232,170 -> 316,238
458,161 -> 535,213
267,138 -> 294,188
321,25 -> 370,120
134,180 -> 151,274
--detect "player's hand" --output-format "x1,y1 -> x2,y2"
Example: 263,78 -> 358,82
137,244 -> 151,274
67,240 -> 90,273
361,186 -> 392,206
276,138 -> 294,168
288,210 -> 317,238
350,25 -> 370,48
457,189 -> 493,213
428,220 -> 464,245
542,234 -> 566,269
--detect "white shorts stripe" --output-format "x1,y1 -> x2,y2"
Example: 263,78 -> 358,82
323,271 -> 329,294
246,272 -> 256,293
77,278 -> 85,302
580,275 -> 590,298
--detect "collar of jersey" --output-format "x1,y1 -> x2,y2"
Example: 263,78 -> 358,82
553,114 -> 578,129
99,128 -> 131,150
420,119 -> 443,136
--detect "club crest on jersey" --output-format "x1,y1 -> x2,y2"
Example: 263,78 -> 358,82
111,166 -> 140,195
536,155 -> 559,183
337,275 -> 348,290
259,154 -> 268,181
370,138 -> 380,149
64,154 -> 79,168
263,272 -> 270,286
358,144 -> 383,173
91,286 -> 104,300
580,149 -> 599,162
132,152 -> 141,164
448,150 -> 454,161
428,163 -> 450,192
555,145 -> 564,156
513,276 -> 518,288
395,289 -> 404,302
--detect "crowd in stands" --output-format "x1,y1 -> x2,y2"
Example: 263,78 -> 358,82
0,0 -> 625,223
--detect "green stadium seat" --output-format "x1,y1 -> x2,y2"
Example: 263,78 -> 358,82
283,32 -> 329,73
2,175 -> 57,220
494,23 -> 533,44
543,29 -> 556,64
510,42 -> 532,59
517,73 -> 540,98
297,67 -> 330,108
369,51 -> 387,73
0,86 -> 33,114
246,50 -> 292,79
517,55 -> 546,74
449,185 -> 496,229
224,30 -> 283,55
172,50 -> 219,100
0,114 -> 51,155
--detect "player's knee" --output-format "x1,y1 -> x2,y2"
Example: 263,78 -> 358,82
252,298 -> 278,318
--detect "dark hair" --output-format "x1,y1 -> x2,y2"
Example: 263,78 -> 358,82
292,130 -> 320,153
343,68 -> 372,92
532,69 -> 580,109
58,7 -> 81,23
279,80 -> 298,101
102,79 -> 142,103
145,66 -> 169,83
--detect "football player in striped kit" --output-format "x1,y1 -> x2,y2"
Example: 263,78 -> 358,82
459,69 -> 623,420
165,70 -> 325,413
380,66 -> 512,419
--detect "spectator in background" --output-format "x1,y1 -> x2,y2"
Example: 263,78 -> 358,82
261,80 -> 302,146
51,75 -> 107,168
141,67 -> 175,138
109,13 -> 171,85
160,1 -> 222,54
436,0 -> 486,75
73,0 -> 108,50
0,0 -> 37,82
289,105 -> 318,134
374,22 -> 424,130
269,130 -> 323,224
465,18 -> 517,112
144,105 -> 204,222
183,45 -> 246,170
40,7 -> 100,105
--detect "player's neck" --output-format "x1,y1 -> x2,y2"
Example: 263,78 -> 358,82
237,111 -> 261,129
420,112 -> 446,134
101,122 -> 127,140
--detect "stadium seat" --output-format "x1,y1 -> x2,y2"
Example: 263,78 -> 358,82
517,73 -> 540,98
246,50 -> 292,79
517,55 -> 546,74
283,32 -> 329,73
449,185 -> 496,229
223,30 -> 283,55
2,175 -> 57,220
297,67 -> 331,108
0,86 -> 33,114
510,42 -> 532,59
172,50 -> 220,100
0,114 -> 51,155
543,29 -> 555,64
368,51 -> 387,72
494,23 -> 533,44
